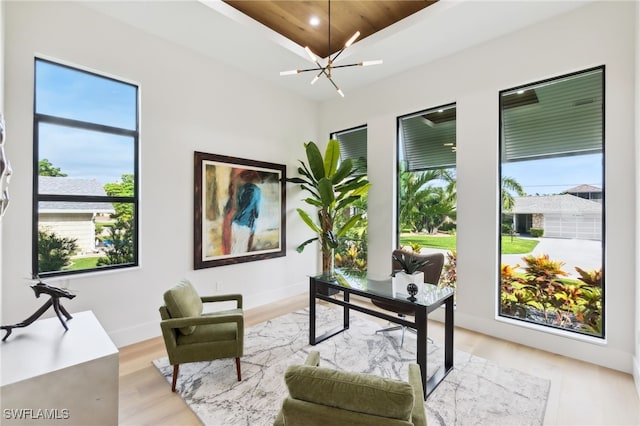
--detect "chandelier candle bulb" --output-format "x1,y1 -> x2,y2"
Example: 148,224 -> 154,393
361,60 -> 383,67
345,31 -> 360,47
280,69 -> 299,76
304,46 -> 317,62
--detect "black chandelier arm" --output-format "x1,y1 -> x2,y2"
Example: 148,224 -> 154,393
331,62 -> 363,70
327,76 -> 341,92
331,47 -> 347,64
297,66 -> 325,73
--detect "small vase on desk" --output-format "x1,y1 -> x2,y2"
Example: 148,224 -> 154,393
392,271 -> 424,296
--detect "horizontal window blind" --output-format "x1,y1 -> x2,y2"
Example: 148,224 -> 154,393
399,106 -> 456,171
333,126 -> 367,175
501,68 -> 603,162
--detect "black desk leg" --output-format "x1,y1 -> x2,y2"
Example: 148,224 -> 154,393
444,296 -> 454,370
343,291 -> 350,330
415,308 -> 428,400
309,278 -> 316,345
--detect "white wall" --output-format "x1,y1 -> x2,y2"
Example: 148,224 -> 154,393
0,0 -> 5,325
635,0 -> 640,396
2,1 -> 319,346
321,1 -> 637,373
2,0 -> 638,379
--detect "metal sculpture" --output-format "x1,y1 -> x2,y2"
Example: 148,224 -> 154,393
0,113 -> 11,218
1,279 -> 76,341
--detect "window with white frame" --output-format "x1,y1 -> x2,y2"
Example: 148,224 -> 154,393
331,125 -> 368,272
498,67 -> 604,338
397,104 -> 457,289
33,58 -> 139,277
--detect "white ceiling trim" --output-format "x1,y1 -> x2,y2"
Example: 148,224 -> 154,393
82,0 -> 594,102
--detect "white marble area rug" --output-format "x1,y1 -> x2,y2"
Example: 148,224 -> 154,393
153,306 -> 550,426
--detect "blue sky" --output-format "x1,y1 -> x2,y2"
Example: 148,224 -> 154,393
36,60 -> 136,184
503,153 -> 602,195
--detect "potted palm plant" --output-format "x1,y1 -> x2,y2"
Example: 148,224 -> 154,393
288,139 -> 370,278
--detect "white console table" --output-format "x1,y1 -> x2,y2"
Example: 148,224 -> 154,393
1,311 -> 119,425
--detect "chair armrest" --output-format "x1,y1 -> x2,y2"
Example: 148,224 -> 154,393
407,364 -> 427,426
160,313 -> 244,331
201,294 -> 243,308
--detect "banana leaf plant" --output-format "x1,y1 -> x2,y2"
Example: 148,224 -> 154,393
288,140 -> 371,277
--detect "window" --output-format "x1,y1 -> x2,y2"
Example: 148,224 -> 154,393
331,125 -> 368,272
397,104 -> 457,288
499,67 -> 604,338
33,58 -> 139,277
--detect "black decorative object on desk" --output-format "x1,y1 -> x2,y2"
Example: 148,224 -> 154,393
406,282 -> 419,302
1,279 -> 76,341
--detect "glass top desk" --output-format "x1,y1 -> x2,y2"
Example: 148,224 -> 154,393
309,271 -> 454,399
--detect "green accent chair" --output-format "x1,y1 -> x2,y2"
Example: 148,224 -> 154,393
159,280 -> 244,392
274,351 -> 427,426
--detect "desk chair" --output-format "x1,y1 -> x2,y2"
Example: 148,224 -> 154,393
372,250 -> 444,346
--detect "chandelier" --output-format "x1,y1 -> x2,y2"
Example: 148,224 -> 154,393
279,0 -> 382,97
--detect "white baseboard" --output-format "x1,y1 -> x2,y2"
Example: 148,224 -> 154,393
108,319 -> 161,348
107,281 -> 309,349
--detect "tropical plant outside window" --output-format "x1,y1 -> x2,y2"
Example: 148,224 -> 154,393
397,105 -> 457,288
331,126 -> 368,273
499,67 -> 604,338
33,58 -> 139,277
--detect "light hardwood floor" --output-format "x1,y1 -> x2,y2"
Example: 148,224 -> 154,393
119,294 -> 640,425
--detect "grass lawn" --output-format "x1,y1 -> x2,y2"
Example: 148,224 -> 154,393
66,256 -> 101,270
400,234 -> 539,254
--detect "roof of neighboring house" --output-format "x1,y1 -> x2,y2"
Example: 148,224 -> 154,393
511,194 -> 602,214
564,184 -> 602,193
39,176 -> 115,214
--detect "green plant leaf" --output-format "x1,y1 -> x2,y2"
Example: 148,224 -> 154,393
296,237 -> 318,253
287,177 -> 308,184
298,161 -> 315,183
305,141 -> 325,181
303,197 -> 322,207
335,195 -> 360,212
336,214 -> 362,238
300,184 -> 320,200
336,176 -> 370,194
318,177 -> 335,207
331,157 -> 353,184
324,139 -> 341,178
350,182 -> 371,197
323,230 -> 339,249
296,208 -> 321,234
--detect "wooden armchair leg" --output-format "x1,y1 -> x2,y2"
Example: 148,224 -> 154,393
171,364 -> 179,392
236,357 -> 241,381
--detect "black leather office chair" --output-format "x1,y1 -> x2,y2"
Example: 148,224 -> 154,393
372,250 -> 445,346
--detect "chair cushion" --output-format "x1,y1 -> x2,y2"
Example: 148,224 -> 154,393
284,365 -> 414,420
176,320 -> 238,345
163,280 -> 203,336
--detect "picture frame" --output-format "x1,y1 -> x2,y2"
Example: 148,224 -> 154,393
194,151 -> 286,269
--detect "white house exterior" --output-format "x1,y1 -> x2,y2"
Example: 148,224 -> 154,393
511,193 -> 602,241
39,177 -> 114,254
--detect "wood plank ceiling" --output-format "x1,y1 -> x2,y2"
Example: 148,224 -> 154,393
223,1 -> 438,58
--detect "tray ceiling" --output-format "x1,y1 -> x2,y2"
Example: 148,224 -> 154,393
223,1 -> 437,58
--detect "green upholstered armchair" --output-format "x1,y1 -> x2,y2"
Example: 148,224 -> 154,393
159,280 -> 244,392
274,351 -> 427,426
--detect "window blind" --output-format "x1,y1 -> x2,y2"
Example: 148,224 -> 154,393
501,68 -> 603,162
399,106 -> 456,171
333,126 -> 367,175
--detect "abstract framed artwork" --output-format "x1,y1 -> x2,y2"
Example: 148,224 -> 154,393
194,151 -> 286,269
